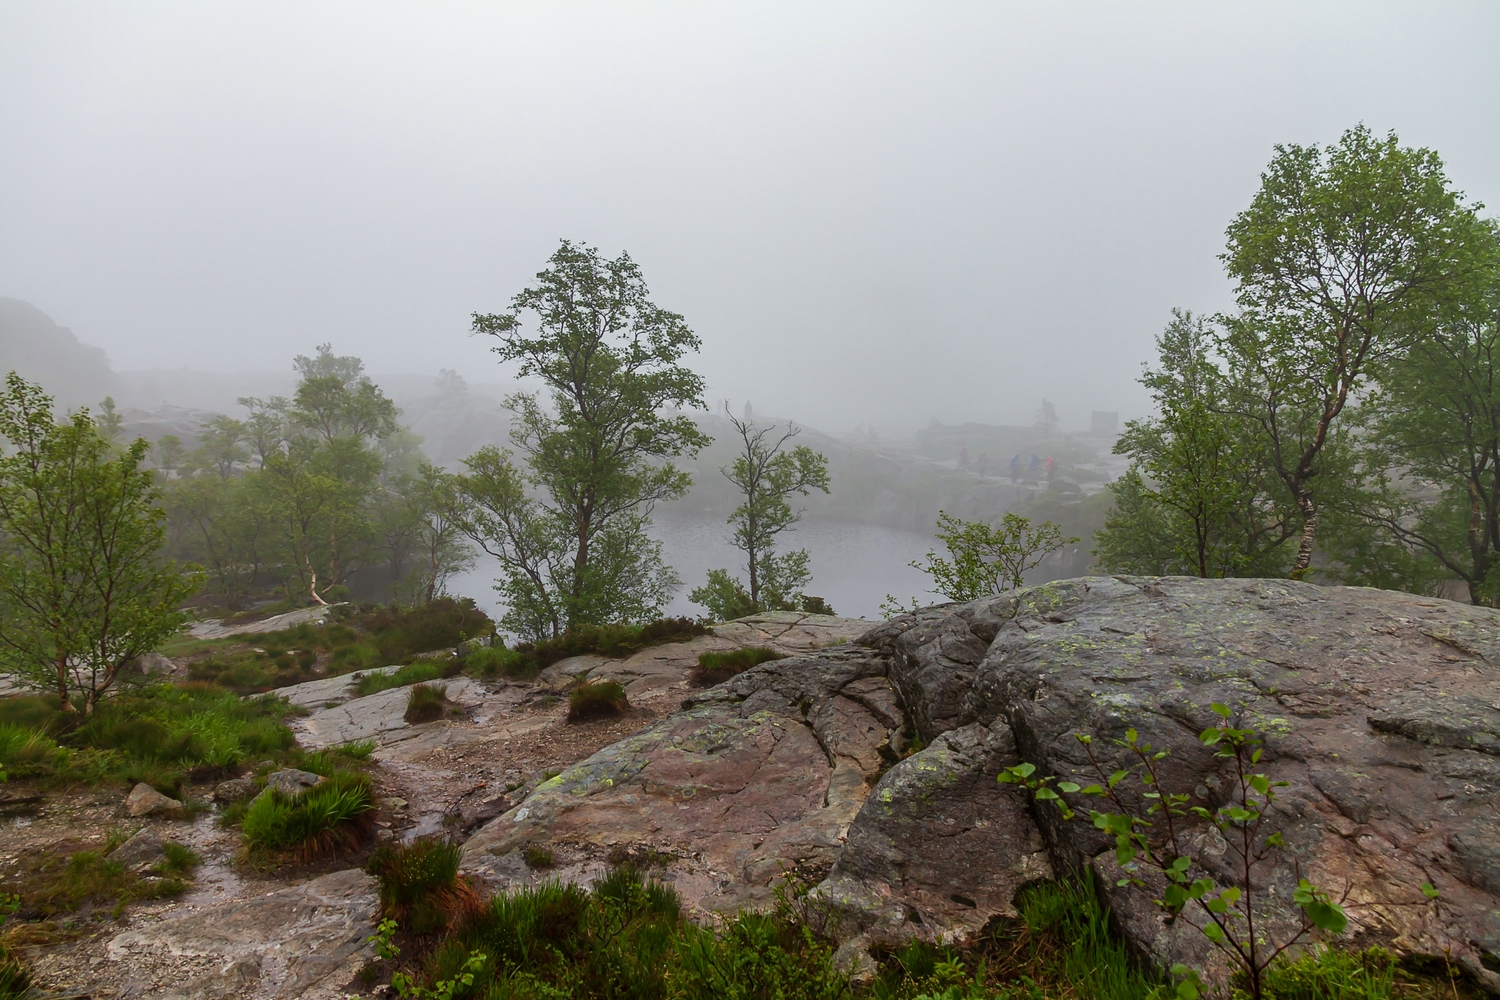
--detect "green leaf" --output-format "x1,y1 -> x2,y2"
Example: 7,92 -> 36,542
1034,787 -> 1060,800
1210,703 -> 1232,718
1081,784 -> 1105,795
1015,762 -> 1036,778
1420,882 -> 1440,899
1108,769 -> 1128,788
1057,781 -> 1081,793
1266,832 -> 1284,847
1306,900 -> 1347,934
1248,774 -> 1270,794
1202,922 -> 1225,943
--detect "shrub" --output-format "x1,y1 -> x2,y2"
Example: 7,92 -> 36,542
566,680 -> 628,722
688,646 -> 785,688
240,769 -> 375,859
405,683 -> 449,724
462,643 -> 531,681
359,597 -> 494,664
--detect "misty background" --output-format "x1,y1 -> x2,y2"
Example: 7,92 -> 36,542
3,2 -> 1499,619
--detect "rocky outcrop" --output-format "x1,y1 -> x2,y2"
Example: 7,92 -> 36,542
462,647 -> 902,915
465,577 -> 1500,991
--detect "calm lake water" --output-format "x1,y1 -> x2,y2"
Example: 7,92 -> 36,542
447,512 -> 938,625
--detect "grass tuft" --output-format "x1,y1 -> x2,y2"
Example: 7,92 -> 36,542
522,844 -> 555,869
366,836 -> 482,935
239,769 -> 376,860
688,646 -> 786,688
566,680 -> 628,722
355,659 -> 461,698
404,683 -> 450,724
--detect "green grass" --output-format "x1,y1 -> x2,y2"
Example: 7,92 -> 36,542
354,659 -> 460,698
566,680 -> 629,722
240,769 -> 376,859
365,836 -> 480,935
0,684 -> 294,793
522,844 -> 556,869
688,646 -> 786,687
463,643 -> 532,680
407,865 -> 845,1000
8,849 -> 189,919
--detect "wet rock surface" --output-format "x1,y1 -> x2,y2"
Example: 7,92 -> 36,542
105,868 -> 379,999
468,579 -> 1500,991
123,782 -> 182,818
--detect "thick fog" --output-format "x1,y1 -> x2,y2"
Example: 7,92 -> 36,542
4,3 -> 1499,433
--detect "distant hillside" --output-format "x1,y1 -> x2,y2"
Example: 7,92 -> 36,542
0,298 -> 114,408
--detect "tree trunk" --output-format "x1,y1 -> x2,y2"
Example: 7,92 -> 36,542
55,650 -> 74,714
1291,490 -> 1317,576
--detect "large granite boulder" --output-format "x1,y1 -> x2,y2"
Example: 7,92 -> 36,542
459,577 -> 1500,991
462,647 -> 902,915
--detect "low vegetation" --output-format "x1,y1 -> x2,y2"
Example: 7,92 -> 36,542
367,837 -> 482,936
357,659 -> 462,698
181,598 -> 493,695
4,838 -> 199,922
566,680 -> 629,722
0,683 -> 293,794
688,646 -> 785,687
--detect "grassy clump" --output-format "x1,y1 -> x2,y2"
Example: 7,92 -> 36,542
0,684 -> 294,792
366,837 -> 481,935
404,683 -> 454,724
354,658 -> 461,698
239,769 -> 376,860
522,844 -> 555,869
401,866 -> 844,1000
688,646 -> 786,688
566,680 -> 629,722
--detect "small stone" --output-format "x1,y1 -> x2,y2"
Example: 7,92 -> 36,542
108,827 -> 165,868
262,768 -> 324,797
214,775 -> 259,803
124,783 -> 182,818
387,797 -> 408,809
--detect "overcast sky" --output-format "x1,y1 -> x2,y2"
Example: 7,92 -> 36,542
3,2 -> 1498,432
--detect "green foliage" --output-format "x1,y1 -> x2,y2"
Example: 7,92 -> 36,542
997,708 -> 1384,1000
358,597 -> 494,664
159,840 -> 201,876
689,647 -> 786,688
567,679 -> 629,722
405,683 -> 451,724
0,373 -> 200,714
458,241 -> 710,640
240,769 -> 376,859
462,643 -> 530,681
692,407 -> 831,618
689,568 -> 760,623
887,511 -> 1076,614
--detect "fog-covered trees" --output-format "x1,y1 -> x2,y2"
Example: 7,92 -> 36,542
0,374 -> 198,713
690,406 -> 829,621
457,242 -> 710,639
